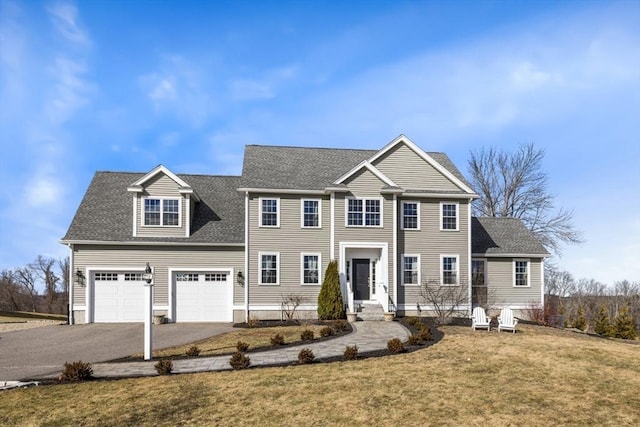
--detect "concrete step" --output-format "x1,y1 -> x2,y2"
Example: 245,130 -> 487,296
357,303 -> 385,321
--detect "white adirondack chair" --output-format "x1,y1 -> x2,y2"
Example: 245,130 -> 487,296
498,308 -> 518,333
471,307 -> 491,331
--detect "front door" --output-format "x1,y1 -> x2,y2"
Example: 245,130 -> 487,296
353,259 -> 370,300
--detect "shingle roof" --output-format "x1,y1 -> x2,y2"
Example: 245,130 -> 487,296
62,172 -> 244,244
472,217 -> 549,256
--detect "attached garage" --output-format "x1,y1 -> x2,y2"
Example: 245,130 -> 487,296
93,271 -> 145,322
173,270 -> 233,322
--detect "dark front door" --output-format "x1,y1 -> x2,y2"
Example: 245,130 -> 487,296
353,259 -> 370,300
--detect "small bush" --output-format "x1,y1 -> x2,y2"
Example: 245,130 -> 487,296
247,316 -> 260,328
418,325 -> 433,341
300,329 -> 315,341
298,348 -> 315,364
270,333 -> 285,345
405,317 -> 422,327
343,345 -> 358,360
154,359 -> 173,375
407,334 -> 423,346
186,346 -> 201,357
387,338 -> 405,354
229,351 -> 251,370
320,326 -> 334,337
331,319 -> 349,331
59,360 -> 93,382
236,341 -> 250,352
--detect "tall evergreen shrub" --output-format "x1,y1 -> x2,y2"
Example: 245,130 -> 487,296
593,304 -> 613,337
318,260 -> 345,320
573,305 -> 587,331
613,306 -> 637,340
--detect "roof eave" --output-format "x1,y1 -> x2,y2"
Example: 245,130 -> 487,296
60,239 -> 245,247
472,252 -> 551,258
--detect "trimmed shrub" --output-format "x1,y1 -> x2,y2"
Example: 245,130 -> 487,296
186,346 -> 201,357
407,334 -> 423,346
418,325 -> 433,341
331,319 -> 349,332
405,317 -> 422,327
318,260 -> 345,320
573,305 -> 588,331
343,345 -> 358,361
298,348 -> 315,364
300,329 -> 315,341
270,333 -> 285,346
154,359 -> 173,375
387,338 -> 405,354
247,316 -> 260,328
59,360 -> 93,382
236,341 -> 250,352
320,326 -> 334,337
229,351 -> 251,370
614,306 -> 637,340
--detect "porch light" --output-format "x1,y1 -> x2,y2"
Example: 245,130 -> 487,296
75,269 -> 86,287
142,262 -> 154,284
237,271 -> 245,287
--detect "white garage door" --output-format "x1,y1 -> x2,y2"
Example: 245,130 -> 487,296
94,272 -> 145,322
175,271 -> 232,322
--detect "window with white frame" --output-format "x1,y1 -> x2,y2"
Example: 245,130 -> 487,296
402,255 -> 420,285
441,255 -> 459,285
301,254 -> 320,285
514,260 -> 529,287
472,259 -> 486,287
301,199 -> 320,228
176,273 -> 199,281
440,202 -> 458,231
205,273 -> 227,282
144,198 -> 180,227
260,198 -> 279,227
401,201 -> 419,230
347,198 -> 381,226
259,253 -> 279,285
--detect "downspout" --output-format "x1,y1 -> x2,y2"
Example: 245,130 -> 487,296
244,191 -> 249,322
467,201 -> 472,315
330,192 -> 335,260
392,194 -> 398,312
541,259 -> 545,307
67,243 -> 74,325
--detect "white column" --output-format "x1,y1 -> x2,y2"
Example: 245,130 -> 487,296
144,282 -> 153,360
330,192 -> 335,260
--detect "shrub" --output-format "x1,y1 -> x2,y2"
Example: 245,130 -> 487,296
247,315 -> 260,328
594,305 -> 613,337
418,325 -> 433,341
270,333 -> 285,345
300,329 -> 315,341
405,317 -> 422,327
331,319 -> 349,331
613,306 -> 637,340
154,359 -> 173,375
229,351 -> 251,370
318,260 -> 345,320
343,345 -> 358,360
387,337 -> 405,354
573,305 -> 588,331
298,348 -> 315,364
320,326 -> 334,337
407,334 -> 423,346
186,346 -> 201,357
236,341 -> 250,352
59,360 -> 93,382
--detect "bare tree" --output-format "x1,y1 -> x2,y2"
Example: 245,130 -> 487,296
0,270 -> 26,311
468,143 -> 583,256
420,278 -> 469,325
33,256 -> 60,313
13,266 -> 40,312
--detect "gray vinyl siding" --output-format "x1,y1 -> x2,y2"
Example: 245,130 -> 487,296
248,194 -> 331,306
136,173 -> 188,238
397,199 -> 470,307
486,258 -> 543,307
72,244 -> 244,307
372,142 -> 460,191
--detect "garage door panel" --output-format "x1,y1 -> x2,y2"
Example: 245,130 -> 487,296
175,271 -> 232,322
94,272 -> 144,322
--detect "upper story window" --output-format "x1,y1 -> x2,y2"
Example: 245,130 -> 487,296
301,199 -> 321,228
441,255 -> 459,285
401,201 -> 420,230
514,260 -> 530,287
440,202 -> 459,231
260,198 -> 279,227
144,198 -> 180,227
347,198 -> 382,227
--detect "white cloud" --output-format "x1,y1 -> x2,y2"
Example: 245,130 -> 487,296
46,1 -> 91,47
25,176 -> 64,207
45,56 -> 92,124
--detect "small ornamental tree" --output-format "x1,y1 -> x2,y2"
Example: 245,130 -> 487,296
593,305 -> 613,337
613,306 -> 637,340
318,260 -> 345,320
573,305 -> 587,331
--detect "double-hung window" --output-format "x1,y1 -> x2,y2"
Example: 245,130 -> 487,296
441,255 -> 459,285
260,198 -> 279,227
259,253 -> 279,285
301,254 -> 321,285
472,259 -> 486,287
347,198 -> 382,226
402,255 -> 420,286
440,202 -> 459,231
514,260 -> 529,287
401,201 -> 419,230
144,198 -> 180,226
301,199 -> 320,228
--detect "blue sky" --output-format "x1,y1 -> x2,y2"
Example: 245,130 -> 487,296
1,0 -> 638,286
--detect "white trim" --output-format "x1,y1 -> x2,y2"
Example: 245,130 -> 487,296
248,304 -> 319,311
440,254 -> 460,286
513,258 -> 531,287
400,200 -> 420,230
300,253 -> 322,285
141,197 -> 182,228
471,258 -> 487,287
237,187 -> 326,195
392,195 -> 398,310
185,194 -> 190,237
401,254 -> 421,286
258,197 -> 280,228
67,244 -> 74,324
440,201 -> 459,231
468,203 -> 472,310
72,305 -> 86,311
330,192 -> 335,259
300,198 -> 322,228
339,242 -> 389,309
472,252 -> 550,258
85,266 -> 148,323
397,303 -> 472,311
244,191 -> 249,321
334,160 -> 398,187
344,196 -> 384,228
132,195 -> 137,237
169,267 -> 234,322
60,239 -> 244,247
541,259 -> 545,306
128,164 -> 192,190
403,192 -> 477,199
258,252 -> 280,286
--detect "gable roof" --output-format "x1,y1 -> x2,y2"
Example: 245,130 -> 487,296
471,217 -> 549,257
62,172 -> 244,244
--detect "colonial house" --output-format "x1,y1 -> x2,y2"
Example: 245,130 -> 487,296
61,135 -> 549,324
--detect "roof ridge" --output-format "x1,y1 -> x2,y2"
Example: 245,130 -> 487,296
246,144 -> 377,152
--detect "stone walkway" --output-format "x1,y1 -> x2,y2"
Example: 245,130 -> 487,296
71,321 -> 410,379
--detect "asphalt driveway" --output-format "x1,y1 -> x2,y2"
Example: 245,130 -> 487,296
0,322 -> 234,381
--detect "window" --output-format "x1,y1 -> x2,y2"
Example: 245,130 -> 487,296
205,273 -> 227,282
441,255 -> 459,285
514,260 -> 529,287
346,198 -> 382,226
124,273 -> 143,281
345,260 -> 350,282
401,201 -> 419,230
440,202 -> 458,231
259,253 -> 279,285
472,259 -> 486,287
260,198 -> 279,227
402,255 -> 420,286
176,273 -> 198,282
301,254 -> 321,285
144,198 -> 180,227
301,199 -> 321,228
95,272 -> 118,281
